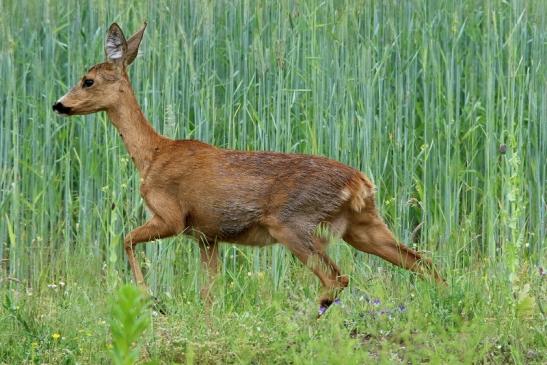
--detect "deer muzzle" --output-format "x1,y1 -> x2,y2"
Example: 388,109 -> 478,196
52,102 -> 72,115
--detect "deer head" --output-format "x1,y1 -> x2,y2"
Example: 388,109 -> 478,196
52,22 -> 147,116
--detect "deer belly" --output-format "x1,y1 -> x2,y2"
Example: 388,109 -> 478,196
222,225 -> 277,246
185,213 -> 276,246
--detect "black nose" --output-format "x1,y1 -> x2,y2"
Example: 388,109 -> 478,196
52,102 -> 72,114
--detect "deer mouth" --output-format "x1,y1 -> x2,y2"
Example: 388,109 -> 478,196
52,102 -> 72,116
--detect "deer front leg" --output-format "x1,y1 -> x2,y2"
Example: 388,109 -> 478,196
198,239 -> 219,306
125,187 -> 185,289
124,215 -> 182,289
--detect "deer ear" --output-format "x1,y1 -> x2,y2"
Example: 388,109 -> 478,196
125,21 -> 147,66
105,23 -> 128,64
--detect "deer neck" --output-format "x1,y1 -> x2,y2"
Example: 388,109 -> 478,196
106,85 -> 164,175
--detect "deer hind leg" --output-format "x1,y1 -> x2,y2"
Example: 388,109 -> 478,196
343,215 -> 444,284
268,225 -> 348,308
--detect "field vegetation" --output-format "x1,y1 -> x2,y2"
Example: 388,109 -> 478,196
0,0 -> 545,363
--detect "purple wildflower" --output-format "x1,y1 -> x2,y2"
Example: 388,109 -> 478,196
318,305 -> 328,316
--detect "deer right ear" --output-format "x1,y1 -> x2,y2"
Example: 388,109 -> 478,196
125,21 -> 147,66
105,23 -> 128,64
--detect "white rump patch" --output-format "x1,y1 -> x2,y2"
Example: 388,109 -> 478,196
343,173 -> 376,212
339,187 -> 351,201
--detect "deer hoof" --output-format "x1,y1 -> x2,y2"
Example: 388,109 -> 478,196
317,298 -> 341,318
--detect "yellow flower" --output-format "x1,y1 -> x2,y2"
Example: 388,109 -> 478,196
52,333 -> 61,340
31,341 -> 38,348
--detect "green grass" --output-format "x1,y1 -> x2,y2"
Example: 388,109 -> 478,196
1,257 -> 545,363
0,0 -> 545,363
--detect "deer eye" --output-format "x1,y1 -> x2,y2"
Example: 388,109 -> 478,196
83,79 -> 94,88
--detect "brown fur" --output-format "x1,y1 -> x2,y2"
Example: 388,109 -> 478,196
54,23 -> 444,306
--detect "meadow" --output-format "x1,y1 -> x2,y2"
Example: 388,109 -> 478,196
0,0 -> 545,363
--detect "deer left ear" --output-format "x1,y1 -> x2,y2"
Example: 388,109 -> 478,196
105,23 -> 128,64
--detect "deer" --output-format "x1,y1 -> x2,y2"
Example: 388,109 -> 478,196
53,22 -> 444,316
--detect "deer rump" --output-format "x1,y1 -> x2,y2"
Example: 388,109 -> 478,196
147,140 -> 375,247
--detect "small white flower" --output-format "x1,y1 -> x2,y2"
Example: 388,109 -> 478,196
47,284 -> 57,289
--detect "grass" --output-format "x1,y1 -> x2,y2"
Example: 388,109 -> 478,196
0,0 -> 545,363
1,257 -> 545,363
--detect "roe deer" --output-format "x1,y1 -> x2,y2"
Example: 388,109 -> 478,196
53,22 -> 443,315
